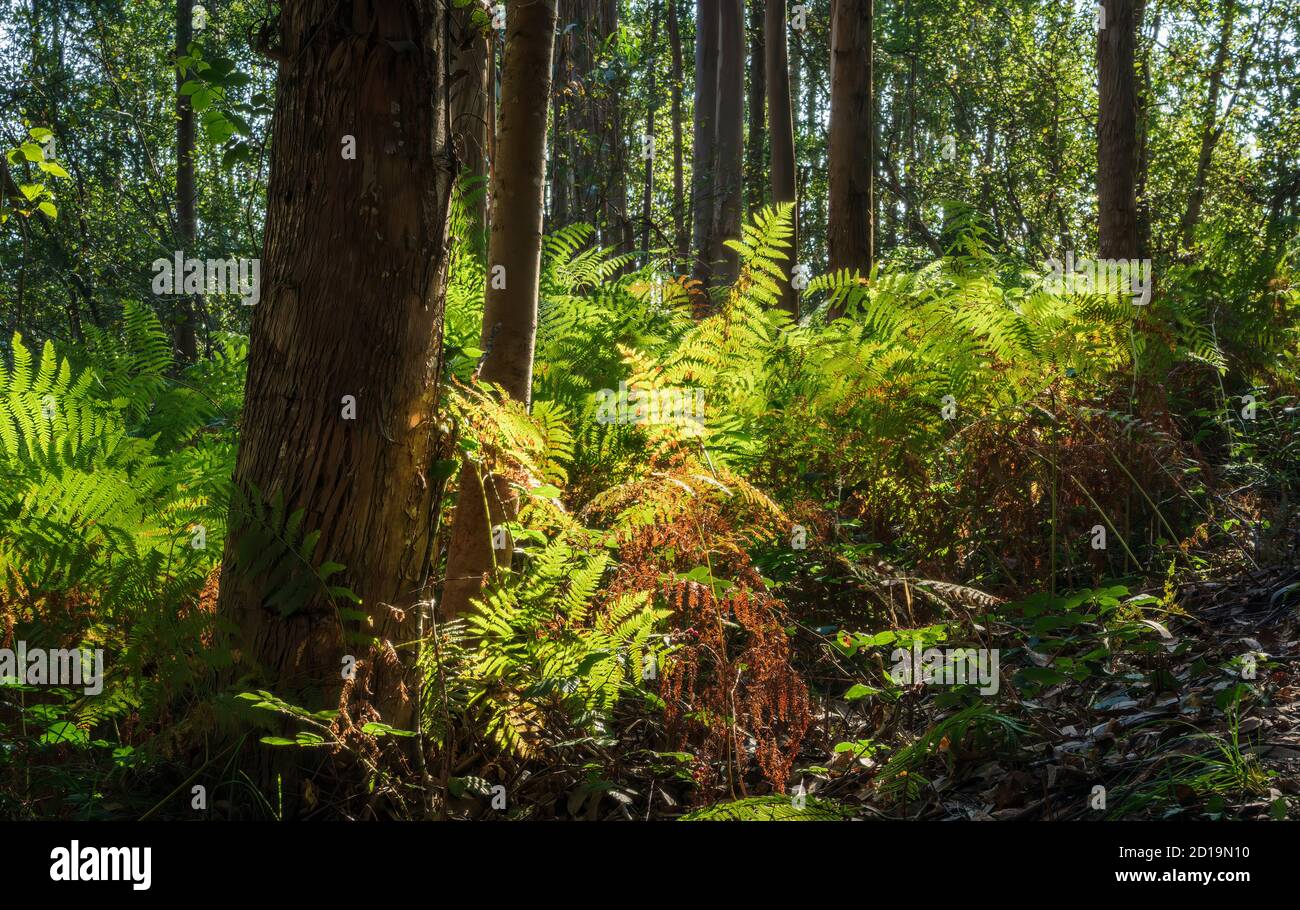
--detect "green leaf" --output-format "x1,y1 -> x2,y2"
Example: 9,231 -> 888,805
259,736 -> 298,746
844,684 -> 880,701
41,721 -> 89,745
221,142 -> 252,169
361,722 -> 416,738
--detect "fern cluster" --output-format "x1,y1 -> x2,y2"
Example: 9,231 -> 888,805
1,302 -> 239,716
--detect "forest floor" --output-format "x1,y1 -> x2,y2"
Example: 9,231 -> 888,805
580,534 -> 1300,821
779,556 -> 1300,821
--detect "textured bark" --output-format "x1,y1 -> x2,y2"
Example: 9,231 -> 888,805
711,0 -> 745,287
745,1 -> 767,213
217,0 -> 453,717
1097,0 -> 1142,260
441,0 -> 558,621
766,0 -> 798,315
667,0 -> 687,270
450,2 -> 491,246
690,0 -> 720,287
827,0 -> 874,293
174,0 -> 199,363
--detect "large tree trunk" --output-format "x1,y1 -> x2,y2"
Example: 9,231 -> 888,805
667,0 -> 688,271
218,0 -> 453,726
690,0 -> 720,288
827,0 -> 874,294
766,0 -> 798,315
1179,0 -> 1236,251
711,0 -> 745,287
174,0 -> 199,363
451,2 -> 491,248
441,0 -> 558,621
745,1 -> 767,214
1097,0 -> 1142,260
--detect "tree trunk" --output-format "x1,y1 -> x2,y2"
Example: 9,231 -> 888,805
827,0 -> 874,295
601,0 -> 632,254
451,2 -> 491,249
174,0 -> 199,364
551,3 -> 572,229
690,0 -> 720,288
1097,0 -> 1142,260
790,22 -> 801,262
1179,0 -> 1236,251
745,1 -> 767,214
217,0 -> 453,726
766,0 -> 798,315
1136,2 -> 1158,257
570,0 -> 597,227
488,29 -> 498,202
711,0 -> 745,288
667,0 -> 688,271
641,3 -> 661,259
441,0 -> 558,621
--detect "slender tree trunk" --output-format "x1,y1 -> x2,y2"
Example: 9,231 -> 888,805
904,0 -> 916,245
641,3 -> 660,259
667,0 -> 688,270
488,29 -> 498,205
571,0 -> 597,227
766,0 -> 798,315
711,0 -> 745,287
1097,0 -> 1142,260
451,3 -> 491,249
691,0 -> 720,288
551,3 -> 571,229
827,0 -> 874,295
745,1 -> 767,214
601,0 -> 632,254
218,0 -> 453,802
1179,0 -> 1236,251
174,0 -> 199,363
441,0 -> 558,621
790,22 -> 802,262
1136,3 -> 1158,257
